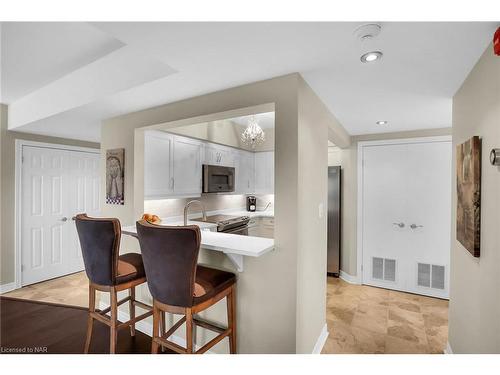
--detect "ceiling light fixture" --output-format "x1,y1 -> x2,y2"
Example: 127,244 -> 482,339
241,116 -> 265,149
354,23 -> 382,41
376,120 -> 388,125
361,51 -> 383,63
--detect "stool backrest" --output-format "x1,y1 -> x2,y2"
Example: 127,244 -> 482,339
136,220 -> 201,307
74,214 -> 121,286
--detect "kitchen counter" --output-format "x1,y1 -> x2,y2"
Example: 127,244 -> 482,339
121,209 -> 275,272
139,208 -> 274,227
224,209 -> 274,218
156,218 -> 219,231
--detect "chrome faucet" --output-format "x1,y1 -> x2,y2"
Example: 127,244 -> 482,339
259,201 -> 272,212
184,200 -> 207,225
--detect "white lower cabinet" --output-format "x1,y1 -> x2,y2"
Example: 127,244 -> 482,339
247,217 -> 274,238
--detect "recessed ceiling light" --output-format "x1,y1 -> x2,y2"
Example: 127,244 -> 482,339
376,120 -> 388,125
361,51 -> 383,63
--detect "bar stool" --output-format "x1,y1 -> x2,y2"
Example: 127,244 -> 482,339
136,220 -> 237,354
75,214 -> 153,354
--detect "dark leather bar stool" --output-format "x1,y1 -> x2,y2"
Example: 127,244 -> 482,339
136,220 -> 237,354
75,214 -> 153,354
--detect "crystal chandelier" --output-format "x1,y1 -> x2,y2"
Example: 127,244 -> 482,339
241,116 -> 265,149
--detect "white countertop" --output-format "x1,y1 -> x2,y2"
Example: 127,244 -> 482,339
181,208 -> 274,221
197,230 -> 273,257
158,218 -> 219,230
121,208 -> 274,259
225,209 -> 274,219
148,208 -> 274,227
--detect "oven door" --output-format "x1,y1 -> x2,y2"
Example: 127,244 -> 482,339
203,165 -> 235,193
223,225 -> 248,236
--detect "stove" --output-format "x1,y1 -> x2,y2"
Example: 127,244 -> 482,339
192,214 -> 250,233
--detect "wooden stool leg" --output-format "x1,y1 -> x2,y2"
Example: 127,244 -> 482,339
227,285 -> 237,354
192,316 -> 197,351
129,287 -> 136,336
84,284 -> 95,353
110,287 -> 118,354
160,311 -> 166,337
186,308 -> 193,354
159,311 -> 166,352
151,303 -> 160,354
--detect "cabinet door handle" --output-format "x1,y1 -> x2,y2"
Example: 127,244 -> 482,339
392,222 -> 405,228
170,177 -> 174,189
410,224 -> 424,229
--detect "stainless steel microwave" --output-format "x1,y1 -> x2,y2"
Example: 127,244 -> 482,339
202,164 -> 235,193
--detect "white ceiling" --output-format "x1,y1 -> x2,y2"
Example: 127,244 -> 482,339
1,22 -> 124,103
1,22 -> 496,142
301,22 -> 496,135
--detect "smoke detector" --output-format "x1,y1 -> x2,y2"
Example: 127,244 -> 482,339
354,23 -> 382,42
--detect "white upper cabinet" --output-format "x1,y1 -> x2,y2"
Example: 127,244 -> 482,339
145,130 -> 274,199
254,151 -> 274,194
144,130 -> 174,199
144,131 -> 202,199
234,150 -> 255,194
203,144 -> 234,167
171,136 -> 203,196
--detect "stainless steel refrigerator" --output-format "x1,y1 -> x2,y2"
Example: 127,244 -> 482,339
327,166 -> 341,276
